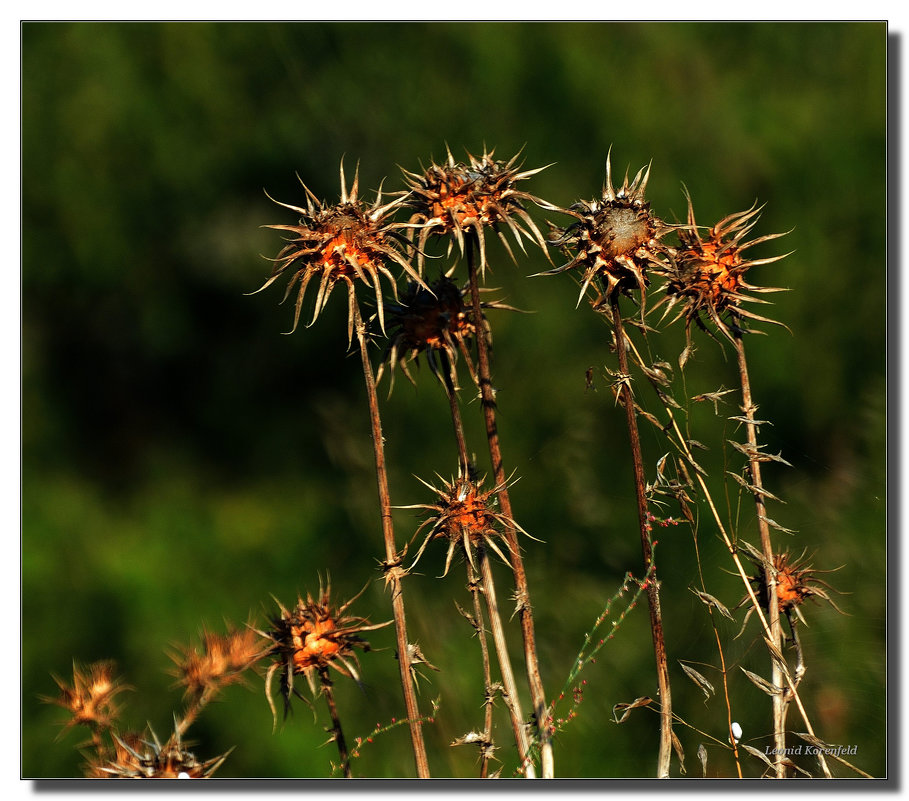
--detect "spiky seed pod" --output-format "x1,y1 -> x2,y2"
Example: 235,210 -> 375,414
89,728 -> 229,778
44,661 -> 128,734
542,149 -> 676,307
749,550 -> 846,625
402,472 -> 535,578
256,160 -> 426,342
654,191 -> 791,349
401,145 -> 557,277
260,579 -> 391,722
170,625 -> 267,701
376,270 -> 521,394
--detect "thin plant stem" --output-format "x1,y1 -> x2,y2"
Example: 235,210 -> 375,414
464,234 -> 553,778
609,292 -> 673,778
466,560 -> 496,778
692,524 -> 743,778
734,333 -> 785,778
443,365 -> 533,777
353,305 -> 430,778
319,667 -> 351,778
623,332 -> 831,778
477,545 -> 535,778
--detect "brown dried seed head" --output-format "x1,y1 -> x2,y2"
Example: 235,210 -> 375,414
257,159 -> 424,340
542,150 -> 674,306
406,473 -> 530,577
262,580 -> 391,718
750,550 -> 845,617
45,661 -> 127,732
378,272 -> 518,393
91,730 -> 228,778
402,146 -> 555,275
172,626 -> 265,699
655,192 -> 790,343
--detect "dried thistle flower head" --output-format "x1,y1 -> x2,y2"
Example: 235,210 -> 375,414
89,728 -> 229,778
376,269 -> 520,394
170,624 -> 266,701
256,159 -> 425,341
542,148 -> 675,306
655,191 -> 791,346
402,145 -> 556,277
261,579 -> 391,723
403,471 -> 534,577
44,661 -> 128,734
749,549 -> 846,624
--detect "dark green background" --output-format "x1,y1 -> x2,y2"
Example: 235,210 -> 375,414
22,22 -> 887,779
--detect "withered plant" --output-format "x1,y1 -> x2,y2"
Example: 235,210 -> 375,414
261,581 -> 391,777
45,144 -> 865,780
543,150 -> 677,778
260,161 -> 431,776
45,632 -> 264,779
402,146 -> 557,777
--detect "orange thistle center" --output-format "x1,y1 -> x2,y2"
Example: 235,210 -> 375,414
291,616 -> 341,669
403,288 -> 473,349
688,242 -> 742,302
427,171 -> 504,230
317,225 -> 381,278
445,485 -> 495,543
775,561 -> 808,610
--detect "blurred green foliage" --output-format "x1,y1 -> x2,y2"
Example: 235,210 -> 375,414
22,22 -> 886,779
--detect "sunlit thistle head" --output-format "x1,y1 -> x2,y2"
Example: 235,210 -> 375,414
89,728 -> 229,778
169,624 -> 266,702
401,145 -> 556,278
655,191 -> 791,344
261,579 -> 391,723
44,661 -> 128,734
256,160 -> 425,342
751,550 -> 845,624
542,149 -> 675,307
403,472 -> 534,578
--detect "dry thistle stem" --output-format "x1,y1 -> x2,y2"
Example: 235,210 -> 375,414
656,192 -> 791,349
402,145 -> 556,277
261,580 -> 391,723
543,148 -> 675,307
256,159 -> 424,340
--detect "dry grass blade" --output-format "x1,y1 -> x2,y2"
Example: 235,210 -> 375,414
679,662 -> 715,701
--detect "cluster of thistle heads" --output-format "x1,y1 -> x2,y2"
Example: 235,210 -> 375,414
256,144 -> 791,368
48,144 -> 838,779
47,583 -> 394,778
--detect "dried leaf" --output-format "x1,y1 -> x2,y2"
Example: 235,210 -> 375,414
687,439 -> 709,451
726,471 -> 786,504
679,662 -> 715,701
692,388 -> 735,413
737,539 -> 766,565
690,588 -> 735,621
672,729 -> 686,775
780,758 -> 813,777
727,440 -> 793,467
728,415 -> 773,426
740,667 -> 782,696
740,743 -> 776,771
697,744 -> 708,778
759,515 -> 798,536
612,696 -> 652,724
